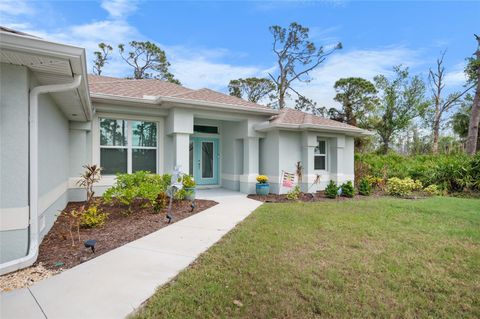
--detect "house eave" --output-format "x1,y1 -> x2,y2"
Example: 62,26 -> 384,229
254,122 -> 374,137
91,93 -> 161,107
0,30 -> 92,120
160,96 -> 279,115
89,93 -> 279,116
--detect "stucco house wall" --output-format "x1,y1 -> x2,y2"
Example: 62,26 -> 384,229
259,130 -> 280,193
0,63 -> 30,263
258,129 -> 356,194
0,65 -> 73,263
37,88 -> 71,241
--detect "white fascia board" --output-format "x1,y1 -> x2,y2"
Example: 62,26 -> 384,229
0,31 -> 85,60
0,31 -> 93,120
91,93 -> 162,106
90,94 -> 279,116
254,122 -> 374,137
161,96 -> 279,115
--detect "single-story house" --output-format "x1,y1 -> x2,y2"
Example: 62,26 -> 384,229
0,27 -> 371,274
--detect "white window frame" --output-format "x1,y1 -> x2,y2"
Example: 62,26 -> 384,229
99,117 -> 159,175
314,138 -> 328,171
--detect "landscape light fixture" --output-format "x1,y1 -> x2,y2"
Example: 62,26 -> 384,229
84,239 -> 96,253
166,165 -> 184,225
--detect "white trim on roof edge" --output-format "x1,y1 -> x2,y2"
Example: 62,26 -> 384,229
90,93 -> 279,115
253,121 -> 374,137
0,30 -> 92,120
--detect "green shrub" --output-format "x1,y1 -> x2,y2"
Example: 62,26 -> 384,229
182,174 -> 196,188
174,188 -> 187,200
358,178 -> 372,196
364,175 -> 384,189
386,177 -> 422,197
80,204 -> 108,228
423,184 -> 441,196
325,180 -> 339,199
103,171 -> 171,214
286,185 -> 301,200
341,181 -> 355,198
355,153 -> 480,193
153,191 -> 168,213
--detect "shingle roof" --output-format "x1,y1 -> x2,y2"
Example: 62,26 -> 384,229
270,107 -> 363,130
88,75 -> 193,98
0,26 -> 39,38
172,88 -> 269,109
88,75 -> 269,110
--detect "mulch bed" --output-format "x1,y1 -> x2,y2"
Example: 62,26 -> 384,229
248,191 -> 382,203
35,198 -> 217,271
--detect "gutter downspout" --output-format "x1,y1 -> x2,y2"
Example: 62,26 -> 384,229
0,75 -> 83,275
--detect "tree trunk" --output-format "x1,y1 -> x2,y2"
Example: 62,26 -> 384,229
466,46 -> 480,155
278,90 -> 285,109
466,86 -> 480,154
432,118 -> 440,154
380,136 -> 390,154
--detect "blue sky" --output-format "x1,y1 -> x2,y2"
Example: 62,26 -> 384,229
1,0 -> 478,108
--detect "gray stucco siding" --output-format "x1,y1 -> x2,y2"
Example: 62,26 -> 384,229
0,63 -> 30,263
0,63 -> 29,209
0,65 -> 73,263
38,93 -> 70,197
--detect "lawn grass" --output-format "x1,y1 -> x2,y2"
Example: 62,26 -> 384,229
133,197 -> 480,318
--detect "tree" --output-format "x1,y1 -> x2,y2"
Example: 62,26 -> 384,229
465,35 -> 480,154
92,42 -> 113,75
425,50 -> 474,154
372,66 -> 428,154
268,22 -> 342,109
328,77 -> 378,128
452,94 -> 480,150
294,95 -> 326,116
118,41 -> 180,84
228,77 -> 275,103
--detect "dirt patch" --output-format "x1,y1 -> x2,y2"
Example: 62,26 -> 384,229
248,191 -> 377,203
1,198 -> 217,291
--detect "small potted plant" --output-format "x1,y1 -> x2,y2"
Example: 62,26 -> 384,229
256,175 -> 270,195
182,174 -> 196,200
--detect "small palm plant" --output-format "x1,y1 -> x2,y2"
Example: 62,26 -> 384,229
77,164 -> 102,206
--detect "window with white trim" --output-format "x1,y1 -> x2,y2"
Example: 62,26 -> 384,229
100,118 -> 157,175
314,139 -> 327,170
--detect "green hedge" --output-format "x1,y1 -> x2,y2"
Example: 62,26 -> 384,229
355,153 -> 480,193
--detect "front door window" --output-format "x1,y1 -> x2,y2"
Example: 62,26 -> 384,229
201,141 -> 214,178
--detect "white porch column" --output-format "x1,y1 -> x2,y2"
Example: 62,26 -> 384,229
335,135 -> 346,184
301,132 -> 316,192
166,108 -> 193,175
173,133 -> 190,175
240,137 -> 259,193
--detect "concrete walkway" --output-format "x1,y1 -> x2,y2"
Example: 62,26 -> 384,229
0,189 -> 262,319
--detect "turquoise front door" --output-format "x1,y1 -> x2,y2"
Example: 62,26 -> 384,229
190,137 -> 219,185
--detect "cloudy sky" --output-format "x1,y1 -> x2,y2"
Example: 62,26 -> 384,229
1,0 -> 478,108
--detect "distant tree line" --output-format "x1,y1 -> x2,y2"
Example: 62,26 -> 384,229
92,41 -> 180,84
227,24 -> 480,155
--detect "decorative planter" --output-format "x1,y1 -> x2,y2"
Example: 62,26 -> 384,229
256,183 -> 270,195
184,187 -> 196,201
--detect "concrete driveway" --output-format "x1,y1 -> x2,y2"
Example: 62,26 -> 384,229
0,189 -> 262,319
